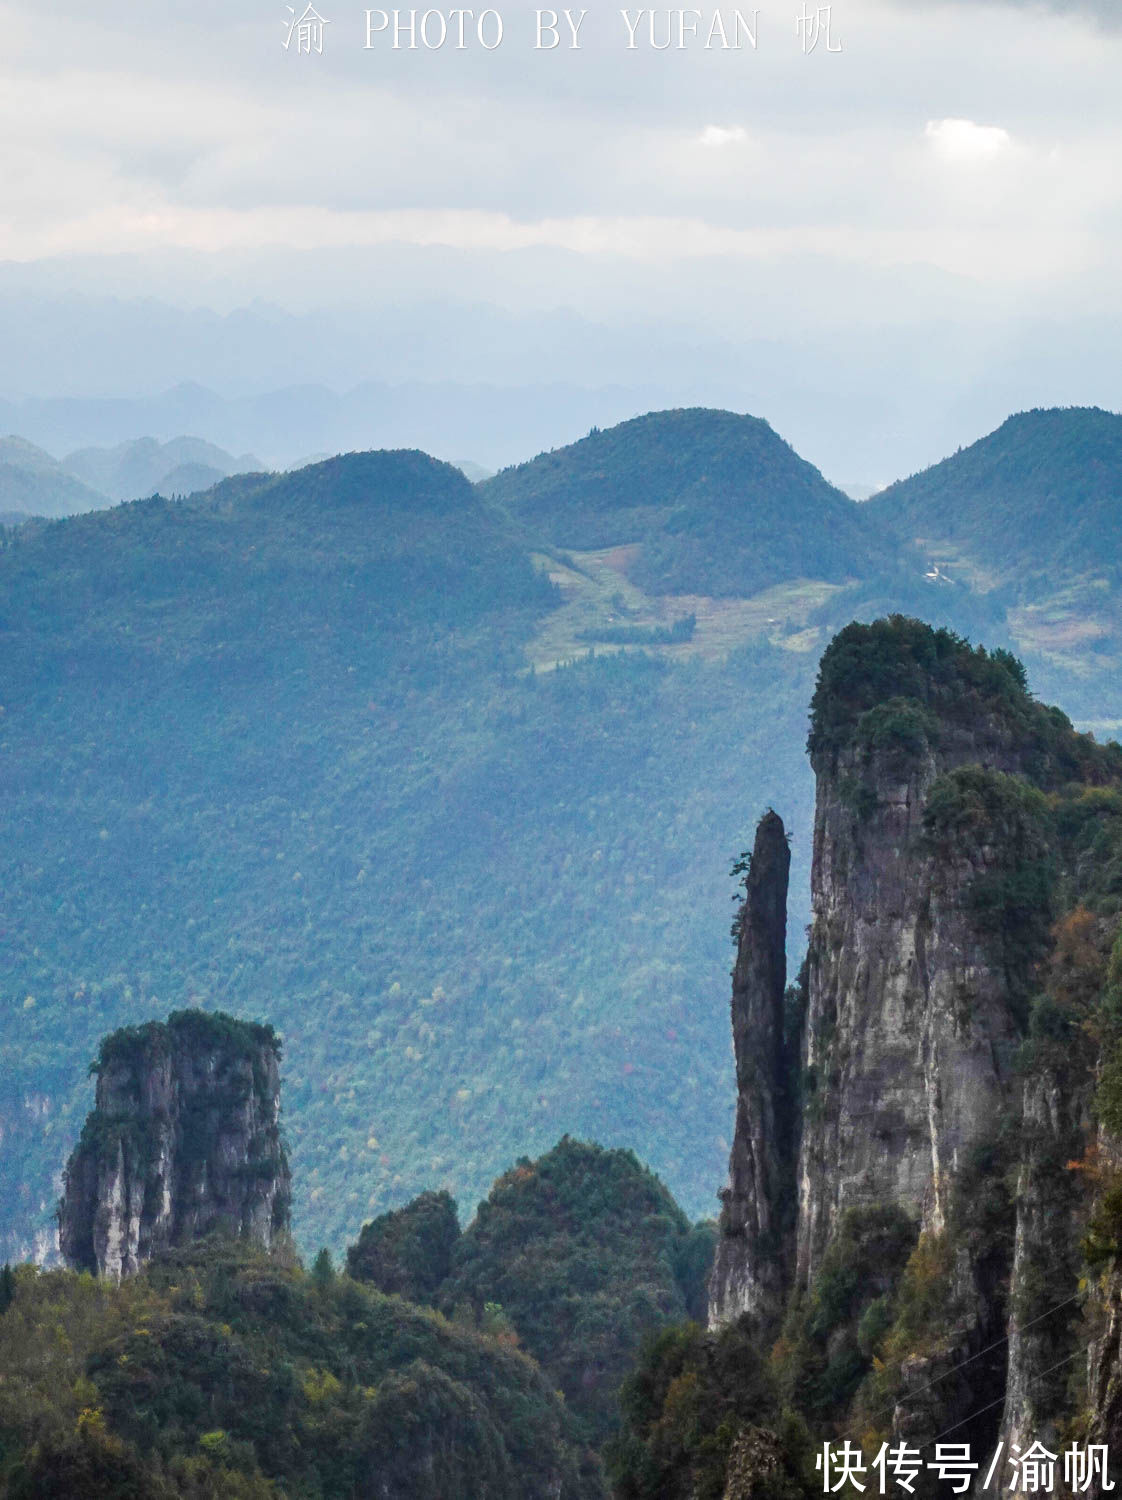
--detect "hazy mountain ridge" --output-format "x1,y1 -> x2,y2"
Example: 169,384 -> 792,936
0,377 -> 680,479
0,437 -> 108,519
0,432 -> 268,520
63,435 -> 262,504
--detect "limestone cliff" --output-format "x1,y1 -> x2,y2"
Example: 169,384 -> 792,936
797,625 -> 1082,1289
709,809 -> 795,1327
709,618 -> 1122,1476
59,1010 -> 290,1278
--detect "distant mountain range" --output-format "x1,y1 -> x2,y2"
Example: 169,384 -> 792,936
64,434 -> 262,504
0,379 -> 676,480
0,436 -> 106,520
0,433 -> 262,519
1,402 -> 1120,1267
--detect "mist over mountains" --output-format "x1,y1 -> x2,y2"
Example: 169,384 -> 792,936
5,248 -> 1122,482
0,434 -> 262,520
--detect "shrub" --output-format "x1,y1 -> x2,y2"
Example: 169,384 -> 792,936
854,697 -> 939,762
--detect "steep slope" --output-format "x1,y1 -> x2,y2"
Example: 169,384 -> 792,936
480,408 -> 904,597
709,810 -> 796,1327
0,435 -> 108,518
869,406 -> 1122,590
797,619 -> 1109,1284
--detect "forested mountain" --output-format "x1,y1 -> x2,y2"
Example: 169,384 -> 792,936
480,408 -> 904,596
0,1238 -> 601,1499
864,407 -> 1122,700
349,1138 -> 716,1449
0,436 -> 826,1263
2,407 -> 1121,1273
869,406 -> 1122,588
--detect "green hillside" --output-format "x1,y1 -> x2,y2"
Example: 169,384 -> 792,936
480,408 -> 903,597
0,1238 -> 600,1499
0,443 -> 818,1263
6,412 -> 1122,1269
347,1138 -> 716,1451
869,406 -> 1122,588
868,407 -> 1122,687
439,1139 -> 712,1448
348,1140 -> 711,1446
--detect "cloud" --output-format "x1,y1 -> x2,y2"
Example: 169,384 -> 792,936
925,118 -> 1014,163
888,0 -> 1121,30
1,0 -> 1120,347
698,125 -> 749,148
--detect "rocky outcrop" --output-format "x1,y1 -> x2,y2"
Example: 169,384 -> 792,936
59,1010 -> 290,1278
798,710 -> 1050,1290
709,619 -> 1122,1466
709,810 -> 794,1327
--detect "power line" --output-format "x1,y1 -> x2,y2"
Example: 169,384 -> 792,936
844,1290 -> 1084,1441
925,1347 -> 1085,1449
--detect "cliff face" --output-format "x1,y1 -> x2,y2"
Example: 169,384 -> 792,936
709,810 -> 794,1327
998,1064 -> 1089,1460
710,618 -> 1122,1472
59,1011 -> 290,1278
798,721 -> 1037,1288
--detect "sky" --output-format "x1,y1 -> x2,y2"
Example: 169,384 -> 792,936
1,0 -> 1121,481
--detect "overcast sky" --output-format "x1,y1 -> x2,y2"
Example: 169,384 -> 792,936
2,0 -> 1120,479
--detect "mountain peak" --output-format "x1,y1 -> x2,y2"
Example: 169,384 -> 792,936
870,405 -> 1122,587
231,447 -> 476,517
482,407 -> 900,597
